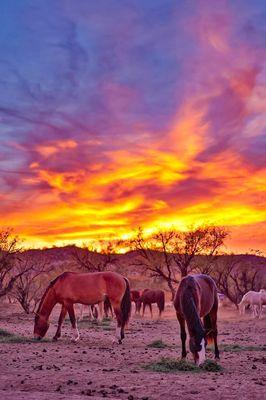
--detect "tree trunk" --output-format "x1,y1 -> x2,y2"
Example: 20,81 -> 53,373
167,280 -> 176,301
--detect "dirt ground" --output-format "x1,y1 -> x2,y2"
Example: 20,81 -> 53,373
0,302 -> 265,400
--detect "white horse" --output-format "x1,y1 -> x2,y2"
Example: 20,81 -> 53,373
239,291 -> 264,318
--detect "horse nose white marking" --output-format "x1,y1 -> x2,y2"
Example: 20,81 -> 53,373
197,338 -> 206,366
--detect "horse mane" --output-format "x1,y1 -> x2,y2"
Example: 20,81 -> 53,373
180,276 -> 205,340
36,273 -> 66,316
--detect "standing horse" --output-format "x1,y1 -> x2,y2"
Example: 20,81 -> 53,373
174,274 -> 219,366
239,291 -> 264,318
137,289 -> 165,318
34,271 -> 131,343
130,290 -> 141,314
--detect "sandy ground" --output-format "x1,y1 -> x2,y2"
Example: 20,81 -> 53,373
0,302 -> 265,400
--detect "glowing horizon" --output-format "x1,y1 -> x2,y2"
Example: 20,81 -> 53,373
0,1 -> 265,254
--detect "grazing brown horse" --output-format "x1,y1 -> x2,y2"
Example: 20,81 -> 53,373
137,289 -> 165,318
130,290 -> 141,313
34,271 -> 131,343
174,274 -> 219,365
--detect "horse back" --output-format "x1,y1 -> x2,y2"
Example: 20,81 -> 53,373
53,271 -> 126,305
141,289 -> 164,304
174,274 -> 217,317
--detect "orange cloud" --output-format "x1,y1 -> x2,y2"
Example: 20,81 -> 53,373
36,140 -> 77,157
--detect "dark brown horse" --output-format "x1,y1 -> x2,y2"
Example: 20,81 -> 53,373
137,289 -> 165,318
34,271 -> 131,343
174,274 -> 219,365
130,290 -> 141,313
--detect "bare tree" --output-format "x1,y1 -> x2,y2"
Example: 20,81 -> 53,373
11,253 -> 53,313
72,241 -> 118,272
130,226 -> 228,299
130,229 -> 178,299
173,226 -> 228,277
0,229 -> 30,298
212,255 -> 260,307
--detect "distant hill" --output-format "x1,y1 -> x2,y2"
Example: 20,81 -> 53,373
21,246 -> 266,293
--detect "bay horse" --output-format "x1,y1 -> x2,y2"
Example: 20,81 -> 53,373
34,271 -> 131,343
137,289 -> 165,318
130,290 -> 141,313
174,274 -> 219,366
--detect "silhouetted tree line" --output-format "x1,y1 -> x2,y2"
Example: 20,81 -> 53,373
0,226 -> 264,312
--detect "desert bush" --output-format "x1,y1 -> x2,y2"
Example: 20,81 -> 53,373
144,357 -> 222,373
0,229 -> 26,298
11,253 -> 53,313
221,344 -> 266,352
0,328 -> 50,343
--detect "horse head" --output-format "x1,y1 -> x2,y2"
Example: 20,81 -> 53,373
34,313 -> 50,340
189,333 -> 206,366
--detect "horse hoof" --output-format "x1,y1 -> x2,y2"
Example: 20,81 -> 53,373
112,339 -> 122,345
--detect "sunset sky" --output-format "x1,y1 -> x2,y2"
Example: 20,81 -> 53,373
0,0 -> 265,253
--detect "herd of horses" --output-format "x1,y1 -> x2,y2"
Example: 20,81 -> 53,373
33,270 -> 264,366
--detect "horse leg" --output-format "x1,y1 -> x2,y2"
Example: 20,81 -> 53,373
79,304 -> 84,321
252,304 -> 257,318
157,302 -> 162,319
149,303 -> 153,319
112,305 -> 123,344
110,304 -> 114,319
53,305 -> 67,341
88,305 -> 93,320
67,304 -> 80,342
258,302 -> 262,319
177,313 -> 187,359
209,305 -> 220,360
98,302 -> 103,322
142,302 -> 146,318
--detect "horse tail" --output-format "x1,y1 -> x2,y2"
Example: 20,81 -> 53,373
158,291 -> 165,313
203,314 -> 214,344
120,278 -> 131,326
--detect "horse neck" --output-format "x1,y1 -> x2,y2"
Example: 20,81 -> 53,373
38,286 -> 57,319
182,289 -> 204,338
